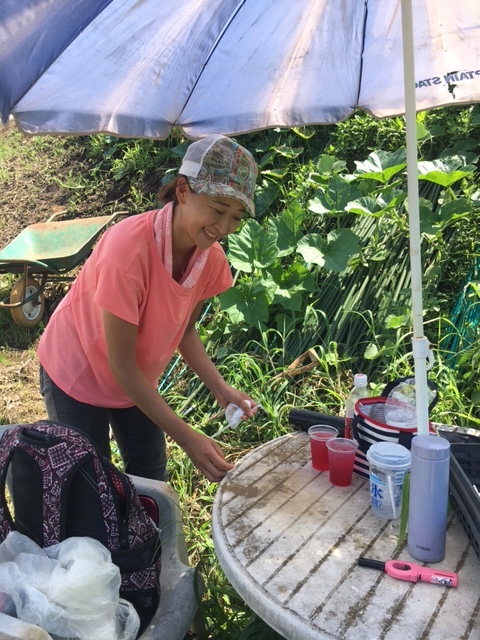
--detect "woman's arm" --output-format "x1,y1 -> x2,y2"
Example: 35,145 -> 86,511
178,302 -> 257,416
102,309 -> 233,481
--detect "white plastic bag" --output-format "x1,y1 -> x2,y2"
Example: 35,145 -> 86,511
0,532 -> 140,640
384,380 -> 436,428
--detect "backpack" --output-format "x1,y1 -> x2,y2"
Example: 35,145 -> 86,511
0,420 -> 162,636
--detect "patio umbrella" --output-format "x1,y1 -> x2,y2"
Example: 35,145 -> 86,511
2,0 -> 480,432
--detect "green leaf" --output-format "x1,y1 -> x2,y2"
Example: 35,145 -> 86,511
292,126 -> 316,139
308,194 -> 332,215
254,181 -> 278,217
268,263 -> 316,311
346,196 -> 384,217
268,201 -> 305,257
347,189 -> 406,220
261,168 -> 290,180
416,121 -> 430,141
219,280 -> 270,325
308,176 -> 360,214
418,169 -> 471,187
315,155 -> 347,175
371,340 -> 398,359
354,149 -> 407,183
385,312 -> 410,329
364,343 -> 379,359
228,219 -> 279,273
369,249 -> 391,261
419,197 -> 471,235
297,229 -> 361,272
378,189 -> 407,210
415,198 -> 436,235
271,144 -> 304,159
171,142 -> 189,158
257,149 -> 276,169
436,198 -> 471,224
417,156 -> 474,187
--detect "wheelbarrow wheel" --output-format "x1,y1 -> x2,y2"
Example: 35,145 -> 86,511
9,276 -> 45,327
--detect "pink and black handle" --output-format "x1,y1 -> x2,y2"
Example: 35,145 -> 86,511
358,557 -> 458,588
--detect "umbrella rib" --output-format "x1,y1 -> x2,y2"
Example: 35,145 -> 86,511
356,0 -> 370,108
178,0 -> 248,122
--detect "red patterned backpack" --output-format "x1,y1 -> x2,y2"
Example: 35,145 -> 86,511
0,420 -> 162,635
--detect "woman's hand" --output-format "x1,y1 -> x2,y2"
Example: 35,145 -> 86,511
178,313 -> 258,423
181,430 -> 234,481
215,384 -> 259,420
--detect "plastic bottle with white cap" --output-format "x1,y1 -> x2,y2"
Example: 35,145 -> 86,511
344,373 -> 369,439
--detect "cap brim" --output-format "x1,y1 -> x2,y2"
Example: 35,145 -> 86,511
187,177 -> 255,217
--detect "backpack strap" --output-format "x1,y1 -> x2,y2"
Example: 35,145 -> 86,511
0,426 -> 22,541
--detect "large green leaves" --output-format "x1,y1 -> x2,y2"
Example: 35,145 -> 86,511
417,156 -> 475,187
315,154 -> 347,176
354,148 -> 407,183
268,263 -> 316,311
228,219 -> 278,273
308,175 -> 360,215
268,201 -> 304,257
297,229 -> 361,272
217,133 -> 479,371
346,190 -> 406,218
219,280 -> 270,326
419,197 -> 472,235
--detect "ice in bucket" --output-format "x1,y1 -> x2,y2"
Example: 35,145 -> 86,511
366,442 -> 411,520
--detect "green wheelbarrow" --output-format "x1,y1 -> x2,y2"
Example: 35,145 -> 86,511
0,211 -> 125,327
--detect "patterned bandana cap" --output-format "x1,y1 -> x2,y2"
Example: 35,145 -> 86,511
179,134 -> 258,216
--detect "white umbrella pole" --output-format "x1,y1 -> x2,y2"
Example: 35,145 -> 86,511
401,0 -> 432,435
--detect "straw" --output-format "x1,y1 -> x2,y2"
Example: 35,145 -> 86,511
387,474 -> 398,519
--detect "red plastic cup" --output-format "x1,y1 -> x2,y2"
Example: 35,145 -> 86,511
308,425 -> 339,471
326,438 -> 359,486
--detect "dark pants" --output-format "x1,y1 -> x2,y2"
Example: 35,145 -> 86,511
39,365 -> 168,481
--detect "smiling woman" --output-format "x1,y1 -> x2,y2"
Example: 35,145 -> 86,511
36,134 -> 260,484
168,182 -> 247,276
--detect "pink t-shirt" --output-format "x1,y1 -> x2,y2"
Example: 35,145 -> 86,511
37,208 -> 233,407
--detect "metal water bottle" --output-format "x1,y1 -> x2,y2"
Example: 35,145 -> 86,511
407,434 -> 451,563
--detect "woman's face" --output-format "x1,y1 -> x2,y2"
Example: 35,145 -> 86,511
176,180 -> 247,249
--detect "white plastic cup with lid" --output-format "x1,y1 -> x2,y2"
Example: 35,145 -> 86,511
366,442 -> 411,520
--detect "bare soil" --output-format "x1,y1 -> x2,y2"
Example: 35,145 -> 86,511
0,122 -> 128,425
2,125 -> 103,243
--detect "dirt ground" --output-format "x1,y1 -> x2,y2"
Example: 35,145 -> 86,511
0,122 -> 126,425
0,121 -> 117,244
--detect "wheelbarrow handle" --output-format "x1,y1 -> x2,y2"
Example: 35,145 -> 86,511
45,210 -> 68,223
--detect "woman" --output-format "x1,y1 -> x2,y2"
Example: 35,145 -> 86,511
38,134 -> 258,482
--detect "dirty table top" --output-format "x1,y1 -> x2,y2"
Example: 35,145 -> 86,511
212,432 -> 480,640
